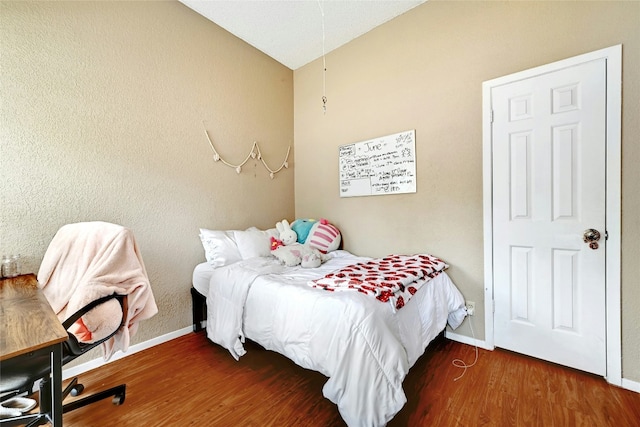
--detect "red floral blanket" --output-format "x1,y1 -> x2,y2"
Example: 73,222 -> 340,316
308,254 -> 448,311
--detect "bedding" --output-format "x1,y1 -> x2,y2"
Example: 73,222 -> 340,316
199,227 -> 279,267
192,261 -> 215,297
202,250 -> 466,427
309,254 -> 448,311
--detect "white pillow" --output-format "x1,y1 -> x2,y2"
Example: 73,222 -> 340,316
199,229 -> 242,268
234,227 -> 273,259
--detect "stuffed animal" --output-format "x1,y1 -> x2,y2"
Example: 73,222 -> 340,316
291,218 -> 341,252
271,245 -> 303,266
272,244 -> 324,267
271,219 -> 329,267
291,219 -> 317,244
272,219 -> 301,266
270,236 -> 284,251
275,219 -> 297,246
271,219 -> 338,267
301,252 -> 322,268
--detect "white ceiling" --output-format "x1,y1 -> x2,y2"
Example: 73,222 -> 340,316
180,0 -> 426,70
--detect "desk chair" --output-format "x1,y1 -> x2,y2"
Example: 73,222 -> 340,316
0,293 -> 127,426
1,221 -> 157,426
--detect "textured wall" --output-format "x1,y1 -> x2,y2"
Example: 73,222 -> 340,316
294,1 -> 639,381
0,1 -> 294,365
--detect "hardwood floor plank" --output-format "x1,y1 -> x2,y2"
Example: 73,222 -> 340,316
46,332 -> 639,426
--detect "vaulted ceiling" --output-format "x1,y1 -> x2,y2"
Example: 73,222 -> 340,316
180,1 -> 426,70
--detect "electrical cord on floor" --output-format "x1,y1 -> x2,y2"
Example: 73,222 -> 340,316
452,308 -> 479,381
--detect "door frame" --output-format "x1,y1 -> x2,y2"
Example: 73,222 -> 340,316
482,45 -> 622,385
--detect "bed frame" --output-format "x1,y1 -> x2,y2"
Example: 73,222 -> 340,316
191,287 -> 206,332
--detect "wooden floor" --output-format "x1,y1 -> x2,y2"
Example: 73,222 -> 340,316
45,332 -> 639,426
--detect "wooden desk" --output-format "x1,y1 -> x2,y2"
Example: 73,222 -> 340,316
1,274 -> 68,426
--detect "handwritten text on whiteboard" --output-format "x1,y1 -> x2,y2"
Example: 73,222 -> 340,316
339,130 -> 416,198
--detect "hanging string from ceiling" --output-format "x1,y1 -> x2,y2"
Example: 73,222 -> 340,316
317,0 -> 327,114
203,123 -> 290,179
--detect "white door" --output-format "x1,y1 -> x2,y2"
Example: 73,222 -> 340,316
491,58 -> 607,375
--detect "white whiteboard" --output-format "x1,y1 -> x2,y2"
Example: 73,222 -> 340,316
339,130 -> 416,198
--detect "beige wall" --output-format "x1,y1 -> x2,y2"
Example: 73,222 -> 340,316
294,1 -> 640,381
2,0 -> 638,384
0,1 -> 294,364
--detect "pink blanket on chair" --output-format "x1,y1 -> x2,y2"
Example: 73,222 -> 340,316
37,222 -> 158,360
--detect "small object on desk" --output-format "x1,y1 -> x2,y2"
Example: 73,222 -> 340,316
0,274 -> 68,426
1,254 -> 20,278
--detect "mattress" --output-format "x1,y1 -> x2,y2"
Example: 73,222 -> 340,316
192,261 -> 215,296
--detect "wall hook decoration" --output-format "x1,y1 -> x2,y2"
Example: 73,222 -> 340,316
203,125 -> 290,179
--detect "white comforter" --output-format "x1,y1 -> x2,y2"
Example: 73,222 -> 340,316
206,250 -> 465,427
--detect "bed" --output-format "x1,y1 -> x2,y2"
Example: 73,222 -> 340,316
191,228 -> 466,427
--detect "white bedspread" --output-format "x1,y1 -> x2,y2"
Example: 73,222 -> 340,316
206,250 -> 465,427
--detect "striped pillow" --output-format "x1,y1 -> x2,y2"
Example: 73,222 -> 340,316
307,221 -> 341,253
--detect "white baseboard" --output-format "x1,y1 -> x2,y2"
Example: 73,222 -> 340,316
621,378 -> 640,393
445,330 -> 491,351
62,326 -> 193,380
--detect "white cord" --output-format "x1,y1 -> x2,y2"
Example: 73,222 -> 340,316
317,0 -> 327,113
452,309 -> 479,381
